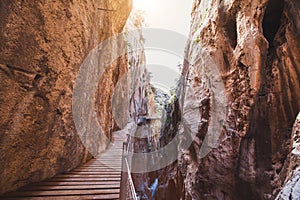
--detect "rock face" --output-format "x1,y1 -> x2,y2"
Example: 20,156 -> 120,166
276,113 -> 300,200
0,0 -> 132,194
123,11 -> 153,200
157,0 -> 300,199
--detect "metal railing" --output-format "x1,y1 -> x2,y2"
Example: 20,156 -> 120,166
120,125 -> 139,200
124,157 -> 138,200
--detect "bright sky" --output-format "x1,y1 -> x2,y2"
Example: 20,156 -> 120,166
133,0 -> 194,36
132,0 -> 194,93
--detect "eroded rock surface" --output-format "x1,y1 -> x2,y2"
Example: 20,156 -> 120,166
276,113 -> 300,200
0,0 -> 132,194
157,0 -> 300,199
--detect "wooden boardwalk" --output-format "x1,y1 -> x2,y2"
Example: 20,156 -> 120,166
1,131 -> 127,200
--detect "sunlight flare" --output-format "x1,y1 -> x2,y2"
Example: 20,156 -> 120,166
133,0 -> 155,11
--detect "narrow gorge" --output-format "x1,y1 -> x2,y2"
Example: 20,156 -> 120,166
0,0 -> 299,200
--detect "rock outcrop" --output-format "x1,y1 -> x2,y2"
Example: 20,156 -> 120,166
276,113 -> 300,200
0,0 -> 132,194
157,0 -> 300,199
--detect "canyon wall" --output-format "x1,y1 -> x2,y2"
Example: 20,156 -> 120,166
0,0 -> 132,194
276,112 -> 300,200
157,0 -> 300,199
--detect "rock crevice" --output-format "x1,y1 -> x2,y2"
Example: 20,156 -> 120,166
156,0 -> 300,199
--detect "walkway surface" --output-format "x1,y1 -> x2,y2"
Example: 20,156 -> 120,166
1,131 -> 127,200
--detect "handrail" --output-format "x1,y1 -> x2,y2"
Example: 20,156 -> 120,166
120,123 -> 139,200
125,157 -> 138,200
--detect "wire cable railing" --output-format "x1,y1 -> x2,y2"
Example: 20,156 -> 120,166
124,157 -> 138,200
120,123 -> 139,200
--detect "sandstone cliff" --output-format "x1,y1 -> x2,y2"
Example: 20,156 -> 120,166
157,0 -> 300,199
0,0 -> 132,194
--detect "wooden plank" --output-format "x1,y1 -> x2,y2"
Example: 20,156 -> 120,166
75,167 -> 121,170
59,173 -> 121,176
74,168 -> 121,171
76,166 -> 121,168
82,166 -> 121,168
94,161 -> 122,162
94,160 -> 122,161
1,193 -> 119,199
74,166 -> 121,170
83,162 -> 121,164
72,168 -> 121,173
5,189 -> 120,197
84,160 -> 121,162
31,181 -> 120,186
55,174 -> 121,178
76,167 -> 121,169
24,184 -> 120,191
83,164 -> 121,166
81,161 -> 121,167
84,164 -> 121,166
90,164 -> 122,166
91,160 -> 122,162
86,165 -> 121,167
71,169 -> 121,172
97,156 -> 122,158
98,150 -> 123,152
48,178 -> 121,182
76,165 -> 121,169
66,171 -> 121,175
85,163 -> 122,165
72,167 -> 121,170
72,169 -> 122,172
93,158 -> 122,159
70,171 -> 121,173
88,162 -> 121,163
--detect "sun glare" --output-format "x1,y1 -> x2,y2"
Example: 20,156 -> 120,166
133,0 -> 155,11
